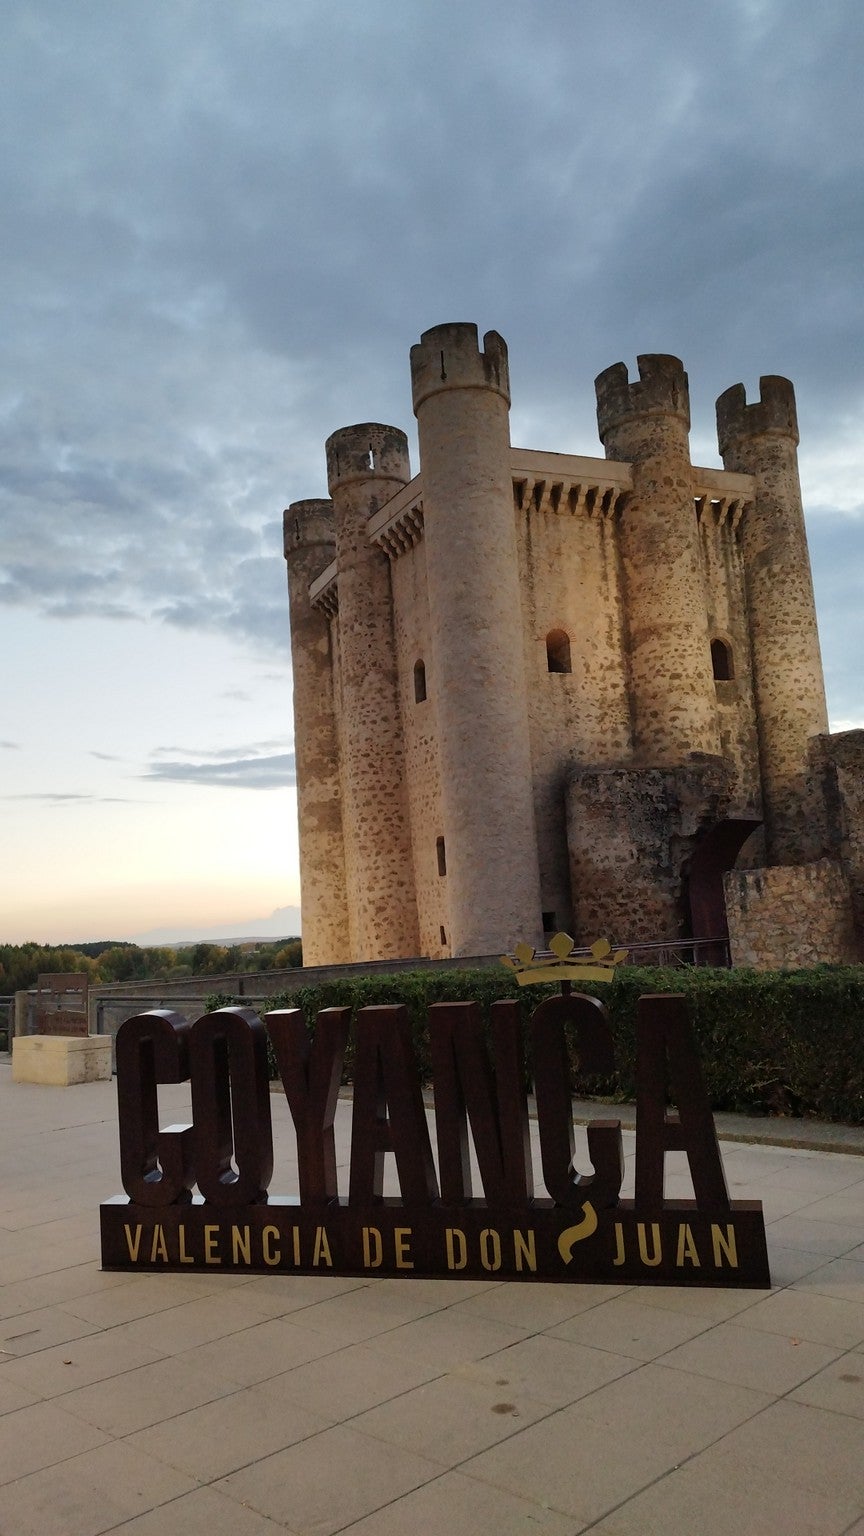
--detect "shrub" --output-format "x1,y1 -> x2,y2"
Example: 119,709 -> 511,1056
255,963 -> 864,1123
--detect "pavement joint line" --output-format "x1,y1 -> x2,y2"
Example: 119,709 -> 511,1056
109,1298 -> 782,1522
573,1326 -> 864,1534
2,1072 -> 864,1534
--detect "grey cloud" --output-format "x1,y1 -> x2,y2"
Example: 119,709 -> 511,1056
143,751 -> 296,789
808,514 -> 864,727
151,740 -> 290,761
6,793 -> 139,804
0,0 -> 861,720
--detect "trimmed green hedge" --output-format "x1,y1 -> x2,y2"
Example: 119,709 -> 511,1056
259,963 -> 864,1124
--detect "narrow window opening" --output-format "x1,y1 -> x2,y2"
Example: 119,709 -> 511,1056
367,445 -> 375,470
546,629 -> 572,674
413,659 -> 427,703
439,926 -> 447,947
436,837 -> 446,877
711,638 -> 734,681
542,911 -> 556,935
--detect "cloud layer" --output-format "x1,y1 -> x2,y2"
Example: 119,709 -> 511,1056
2,0 -> 862,711
144,750 -> 296,791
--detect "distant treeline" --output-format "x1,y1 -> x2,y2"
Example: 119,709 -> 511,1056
0,938 -> 303,994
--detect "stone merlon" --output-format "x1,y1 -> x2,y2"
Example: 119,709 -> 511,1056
716,377 -> 799,455
410,323 -> 510,411
595,354 -> 690,443
325,423 -> 410,492
283,498 -> 335,564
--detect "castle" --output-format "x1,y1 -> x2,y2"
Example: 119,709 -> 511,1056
284,323 -> 864,969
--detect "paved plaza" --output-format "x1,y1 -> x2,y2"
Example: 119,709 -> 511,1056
2,1061 -> 864,1535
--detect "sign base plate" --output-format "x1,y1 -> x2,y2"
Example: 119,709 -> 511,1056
101,1195 -> 770,1287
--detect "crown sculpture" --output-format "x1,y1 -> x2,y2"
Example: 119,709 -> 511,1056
502,934 -> 628,987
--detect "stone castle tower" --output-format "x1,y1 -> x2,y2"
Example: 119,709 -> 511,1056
285,323 -> 864,969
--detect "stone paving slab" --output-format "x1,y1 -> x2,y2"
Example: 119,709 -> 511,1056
1,1064 -> 863,1534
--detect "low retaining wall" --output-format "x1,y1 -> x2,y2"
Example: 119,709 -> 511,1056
12,1034 -> 112,1086
724,858 -> 860,969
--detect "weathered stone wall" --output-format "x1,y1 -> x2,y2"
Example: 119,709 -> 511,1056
283,500 -> 351,966
724,859 -> 859,969
717,378 -> 829,863
816,729 -> 864,943
326,424 -> 420,961
389,540 -> 449,956
285,327 -> 852,970
566,756 -> 733,944
410,323 -> 543,956
515,490 -> 632,934
697,507 -> 762,819
596,355 -> 720,763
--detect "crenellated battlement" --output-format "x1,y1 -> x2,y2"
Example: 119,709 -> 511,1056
595,354 -> 690,444
410,322 -> 510,412
325,423 -> 410,492
716,376 -> 798,455
283,499 -> 334,564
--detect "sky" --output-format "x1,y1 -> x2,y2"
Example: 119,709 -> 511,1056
2,0 -> 862,946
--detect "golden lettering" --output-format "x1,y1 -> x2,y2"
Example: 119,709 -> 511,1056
123,1223 -> 143,1262
513,1229 -> 537,1272
394,1227 -> 413,1270
445,1227 -> 467,1270
363,1226 -> 383,1269
637,1222 -> 662,1267
150,1224 -> 168,1264
178,1225 -> 194,1265
203,1224 -> 221,1265
711,1223 -> 739,1269
480,1228 -> 502,1272
675,1223 -> 700,1267
262,1224 -> 281,1266
292,1227 -> 301,1266
313,1226 -> 333,1267
612,1223 -> 626,1266
231,1225 -> 251,1265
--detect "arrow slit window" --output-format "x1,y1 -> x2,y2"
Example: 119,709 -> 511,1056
546,629 -> 571,674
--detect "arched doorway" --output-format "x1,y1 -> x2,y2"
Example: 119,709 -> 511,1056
686,818 -> 761,965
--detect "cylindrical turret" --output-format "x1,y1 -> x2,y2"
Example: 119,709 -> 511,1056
410,323 -> 543,955
326,423 -> 420,960
596,355 -> 719,763
717,377 -> 828,862
284,500 -> 351,965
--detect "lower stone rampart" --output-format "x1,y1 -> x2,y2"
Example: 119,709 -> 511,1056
724,859 -> 860,969
566,755 -> 733,944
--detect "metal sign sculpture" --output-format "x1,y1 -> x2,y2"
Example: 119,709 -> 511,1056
101,949 -> 770,1287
